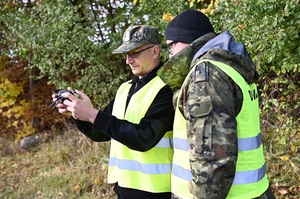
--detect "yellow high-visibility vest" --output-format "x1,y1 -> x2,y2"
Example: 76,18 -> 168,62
108,76 -> 173,193
172,60 -> 269,199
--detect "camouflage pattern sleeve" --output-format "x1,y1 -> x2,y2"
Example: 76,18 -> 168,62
179,61 -> 240,199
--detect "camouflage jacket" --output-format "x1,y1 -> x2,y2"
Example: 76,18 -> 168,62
158,31 -> 259,199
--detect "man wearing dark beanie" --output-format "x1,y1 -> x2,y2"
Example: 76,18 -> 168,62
158,9 -> 275,199
165,9 -> 214,44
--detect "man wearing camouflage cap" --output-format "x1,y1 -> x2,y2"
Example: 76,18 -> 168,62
52,25 -> 174,198
158,10 -> 275,199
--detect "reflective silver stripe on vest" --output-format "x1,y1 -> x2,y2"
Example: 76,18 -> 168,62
155,137 -> 172,148
233,163 -> 266,184
238,132 -> 263,151
173,138 -> 190,150
109,157 -> 171,174
234,132 -> 265,184
172,137 -> 193,181
173,133 -> 265,183
172,164 -> 193,181
173,134 -> 262,151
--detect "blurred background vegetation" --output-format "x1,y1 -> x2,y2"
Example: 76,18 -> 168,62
0,0 -> 299,198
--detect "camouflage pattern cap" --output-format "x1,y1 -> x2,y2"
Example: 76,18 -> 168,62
112,25 -> 161,54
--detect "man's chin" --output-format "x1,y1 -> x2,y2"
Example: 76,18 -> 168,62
131,69 -> 139,75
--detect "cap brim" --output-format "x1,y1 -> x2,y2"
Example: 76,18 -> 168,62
112,41 -> 149,54
112,45 -> 135,54
112,44 -> 138,54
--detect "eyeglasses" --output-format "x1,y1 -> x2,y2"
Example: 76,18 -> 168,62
125,45 -> 155,59
164,41 -> 177,55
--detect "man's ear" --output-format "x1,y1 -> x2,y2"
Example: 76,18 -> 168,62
152,45 -> 160,59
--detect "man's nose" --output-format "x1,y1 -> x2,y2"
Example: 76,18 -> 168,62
126,55 -> 134,64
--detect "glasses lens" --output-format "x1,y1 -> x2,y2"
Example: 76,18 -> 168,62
125,45 -> 154,59
126,51 -> 139,58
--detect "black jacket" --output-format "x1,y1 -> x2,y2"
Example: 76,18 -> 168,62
72,62 -> 174,152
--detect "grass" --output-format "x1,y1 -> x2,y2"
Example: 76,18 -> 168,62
0,127 -> 299,199
0,129 -> 116,199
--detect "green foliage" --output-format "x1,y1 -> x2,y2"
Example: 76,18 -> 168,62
1,1 -> 134,139
2,0 -> 132,105
1,0 -> 212,111
212,0 -> 299,74
1,0 -> 212,105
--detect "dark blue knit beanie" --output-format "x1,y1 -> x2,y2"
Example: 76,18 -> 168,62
165,10 -> 214,43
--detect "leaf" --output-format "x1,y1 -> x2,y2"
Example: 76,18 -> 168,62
162,13 -> 174,22
290,145 -> 297,153
280,155 -> 289,161
288,160 -> 299,172
278,189 -> 288,195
